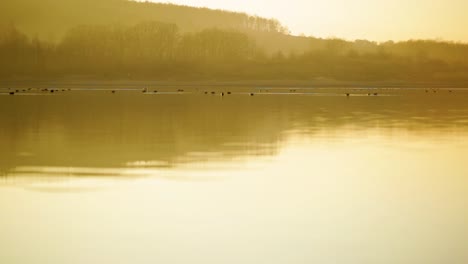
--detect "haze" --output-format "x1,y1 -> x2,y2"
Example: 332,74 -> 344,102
146,0 -> 468,42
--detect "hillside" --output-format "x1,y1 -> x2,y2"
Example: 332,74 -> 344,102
0,0 -> 286,38
0,0 -> 307,54
1,0 -> 468,84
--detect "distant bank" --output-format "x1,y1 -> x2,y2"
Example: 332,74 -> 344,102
1,79 -> 467,89
1,1 -> 467,84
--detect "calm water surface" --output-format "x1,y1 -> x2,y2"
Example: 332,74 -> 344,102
0,88 -> 467,264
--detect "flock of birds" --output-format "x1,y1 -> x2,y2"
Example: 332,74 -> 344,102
137,87 -> 454,97
140,87 -> 255,96
2,87 -> 455,97
4,87 -> 71,95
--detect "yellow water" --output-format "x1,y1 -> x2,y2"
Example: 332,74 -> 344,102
1,88 -> 467,264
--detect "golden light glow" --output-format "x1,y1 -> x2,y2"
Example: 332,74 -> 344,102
2,130 -> 468,263
147,0 -> 468,41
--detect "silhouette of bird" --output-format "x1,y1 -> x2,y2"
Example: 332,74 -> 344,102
112,90 -> 116,94
9,92 -> 14,95
374,93 -> 378,96
211,91 -> 215,95
250,93 -> 254,96
346,93 -> 350,97
227,92 -> 231,95
221,92 -> 224,96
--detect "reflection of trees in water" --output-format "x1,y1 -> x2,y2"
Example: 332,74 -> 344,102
1,91 -> 468,176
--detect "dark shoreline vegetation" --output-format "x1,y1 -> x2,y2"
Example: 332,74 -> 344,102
1,0 -> 468,85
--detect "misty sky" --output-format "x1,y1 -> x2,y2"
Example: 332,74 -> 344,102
146,0 -> 468,42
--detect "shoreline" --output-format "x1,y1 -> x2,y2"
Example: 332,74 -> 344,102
1,79 -> 468,89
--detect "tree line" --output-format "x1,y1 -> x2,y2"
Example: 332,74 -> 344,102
0,0 -> 289,40
1,22 -> 468,84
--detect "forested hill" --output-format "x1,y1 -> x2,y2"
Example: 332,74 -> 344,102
1,0 -> 468,84
0,0 -> 303,54
0,0 -> 288,39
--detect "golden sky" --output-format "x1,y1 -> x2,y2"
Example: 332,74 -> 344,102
147,0 -> 468,42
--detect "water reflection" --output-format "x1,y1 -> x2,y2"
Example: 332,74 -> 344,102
1,89 -> 468,264
1,89 -> 468,182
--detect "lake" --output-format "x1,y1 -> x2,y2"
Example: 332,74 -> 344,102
1,87 -> 467,264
